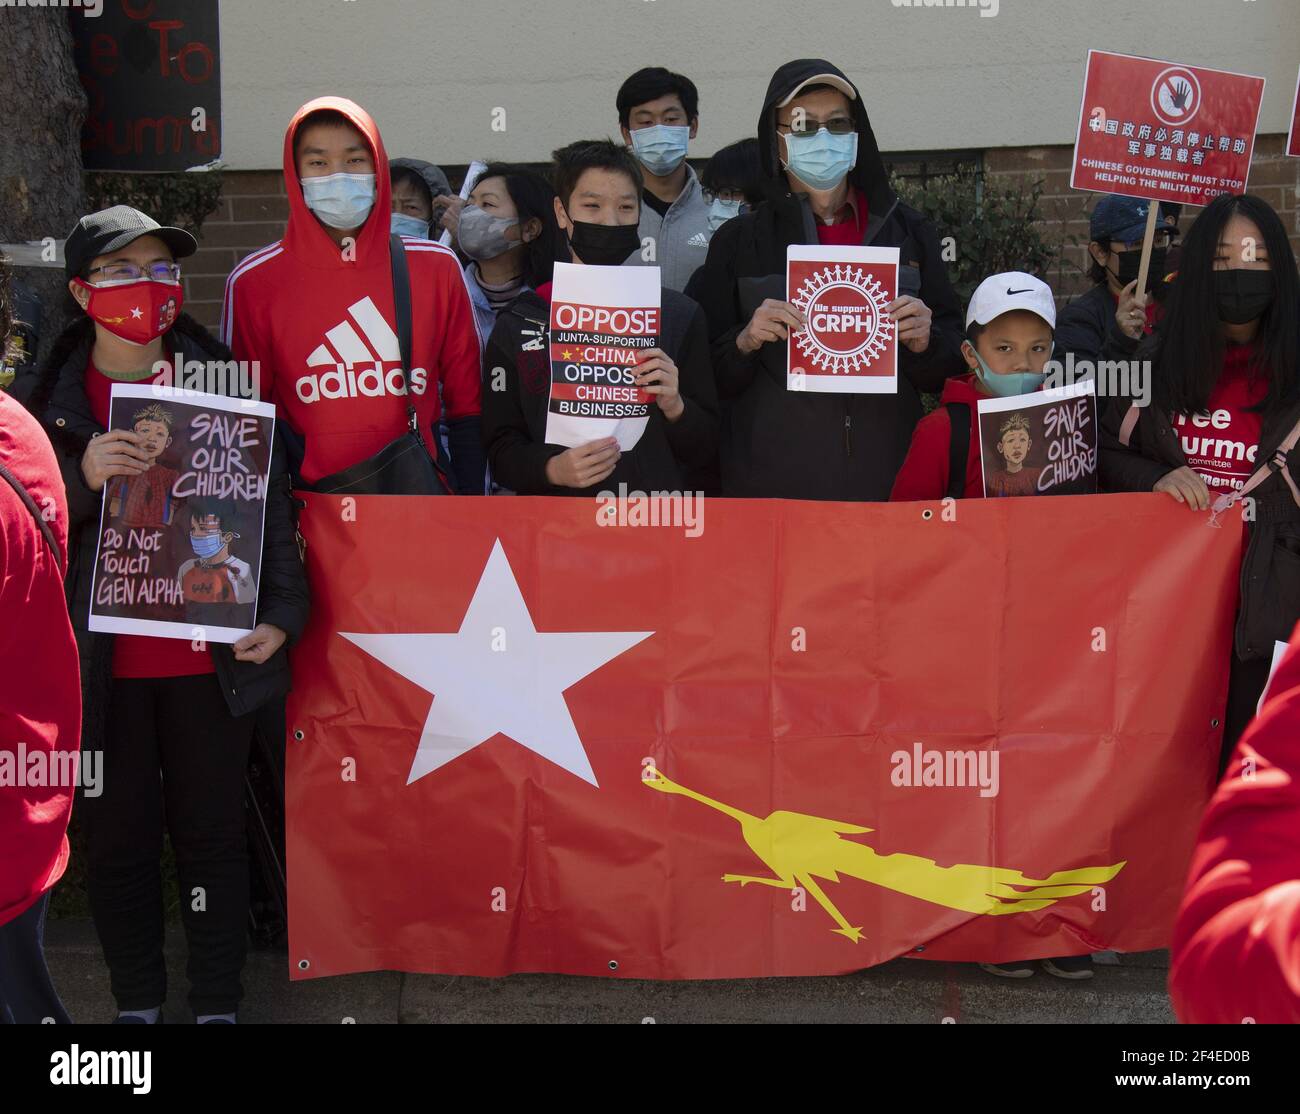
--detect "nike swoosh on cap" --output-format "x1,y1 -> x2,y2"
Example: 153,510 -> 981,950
1006,288 -> 1035,295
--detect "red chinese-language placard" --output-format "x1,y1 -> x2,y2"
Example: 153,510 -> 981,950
787,245 -> 899,394
1072,50 -> 1265,206
1287,65 -> 1300,159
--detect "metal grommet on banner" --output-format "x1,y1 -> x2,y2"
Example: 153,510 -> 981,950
922,509 -> 934,521
297,959 -> 310,971
914,945 -> 926,953
1210,718 -> 1220,728
294,729 -> 305,741
608,960 -> 619,971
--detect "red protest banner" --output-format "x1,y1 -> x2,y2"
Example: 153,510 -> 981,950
284,494 -> 1241,980
1072,50 -> 1265,206
1287,65 -> 1300,159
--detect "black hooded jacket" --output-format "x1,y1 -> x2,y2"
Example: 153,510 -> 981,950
28,315 -> 310,752
685,59 -> 965,500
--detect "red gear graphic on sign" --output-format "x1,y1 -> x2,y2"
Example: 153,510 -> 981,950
790,264 -> 895,375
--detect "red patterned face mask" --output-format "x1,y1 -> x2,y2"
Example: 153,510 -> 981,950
74,278 -> 183,346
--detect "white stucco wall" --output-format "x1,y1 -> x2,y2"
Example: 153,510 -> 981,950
217,0 -> 1300,169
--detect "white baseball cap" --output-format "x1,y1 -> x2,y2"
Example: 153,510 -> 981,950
965,272 -> 1056,331
777,73 -> 858,108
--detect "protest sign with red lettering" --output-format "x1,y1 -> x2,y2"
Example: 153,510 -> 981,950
88,385 -> 274,643
1072,50 -> 1265,206
545,262 -> 660,450
787,246 -> 899,394
977,382 -> 1098,498
1287,65 -> 1300,158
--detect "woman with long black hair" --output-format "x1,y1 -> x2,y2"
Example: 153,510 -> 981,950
1101,192 -> 1300,769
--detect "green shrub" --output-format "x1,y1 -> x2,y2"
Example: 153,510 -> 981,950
84,170 -> 224,235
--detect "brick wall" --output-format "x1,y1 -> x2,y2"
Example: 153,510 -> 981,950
986,134 -> 1300,302
182,137 -> 1300,331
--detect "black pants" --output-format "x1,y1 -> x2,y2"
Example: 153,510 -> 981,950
80,672 -> 254,1016
1221,652 -> 1273,777
0,894 -> 71,1024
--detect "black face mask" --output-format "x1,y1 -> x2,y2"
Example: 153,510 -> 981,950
1109,246 -> 1168,293
567,217 -> 641,266
1214,269 -> 1274,325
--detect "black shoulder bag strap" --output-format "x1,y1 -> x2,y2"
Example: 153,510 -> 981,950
389,232 -> 453,478
944,401 -> 970,501
0,459 -> 63,568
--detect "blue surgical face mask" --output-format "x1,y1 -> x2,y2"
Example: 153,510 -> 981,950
782,128 -> 858,192
971,349 -> 1047,398
301,172 -> 376,230
190,532 -> 225,560
390,211 -> 429,239
707,197 -> 745,233
630,124 -> 690,177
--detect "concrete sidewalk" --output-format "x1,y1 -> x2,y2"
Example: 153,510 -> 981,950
43,919 -> 1175,1023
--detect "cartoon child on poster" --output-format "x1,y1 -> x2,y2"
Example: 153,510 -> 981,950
177,500 -> 256,605
987,413 -> 1042,498
107,402 -> 180,527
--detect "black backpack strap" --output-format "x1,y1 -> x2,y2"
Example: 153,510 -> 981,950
0,459 -> 63,568
944,402 -> 970,500
388,231 -> 453,480
389,232 -> 413,377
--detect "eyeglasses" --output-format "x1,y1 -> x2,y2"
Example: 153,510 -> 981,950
775,116 -> 855,136
85,261 -> 182,283
702,190 -> 750,207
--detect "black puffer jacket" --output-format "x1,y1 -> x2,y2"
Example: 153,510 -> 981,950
1100,340 -> 1300,663
29,315 -> 310,752
685,58 -> 965,501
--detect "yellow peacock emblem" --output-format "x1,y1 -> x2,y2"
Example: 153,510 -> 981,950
643,767 -> 1125,943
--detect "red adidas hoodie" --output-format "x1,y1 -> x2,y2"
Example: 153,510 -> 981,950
889,372 -> 987,501
220,97 -> 482,484
1169,625 -> 1300,1024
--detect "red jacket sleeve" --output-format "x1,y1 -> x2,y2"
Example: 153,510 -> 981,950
889,409 -> 950,502
220,256 -> 274,405
1169,635 -> 1300,1024
433,253 -> 483,420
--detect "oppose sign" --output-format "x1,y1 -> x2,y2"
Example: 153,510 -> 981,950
1072,50 -> 1265,206
545,263 -> 660,450
787,246 -> 899,394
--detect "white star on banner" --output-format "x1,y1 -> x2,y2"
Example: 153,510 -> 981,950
342,539 -> 653,787
130,306 -> 143,319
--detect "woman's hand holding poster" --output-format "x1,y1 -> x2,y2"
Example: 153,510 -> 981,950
88,384 -> 275,643
977,381 -> 1098,498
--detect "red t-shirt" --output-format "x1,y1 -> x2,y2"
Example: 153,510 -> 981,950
815,187 -> 869,246
85,360 -> 215,679
1171,345 -> 1268,496
1,394 -> 81,925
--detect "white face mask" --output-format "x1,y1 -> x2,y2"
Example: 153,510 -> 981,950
301,172 -> 376,230
390,211 -> 430,239
707,197 -> 745,233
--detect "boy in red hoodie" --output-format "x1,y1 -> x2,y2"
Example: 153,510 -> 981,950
890,273 -> 1056,502
892,273 -> 1094,980
220,97 -> 484,493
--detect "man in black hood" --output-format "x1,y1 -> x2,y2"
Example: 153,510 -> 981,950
687,59 -> 965,500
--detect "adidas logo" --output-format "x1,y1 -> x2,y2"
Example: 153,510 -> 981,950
296,296 -> 428,404
687,231 -> 711,247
